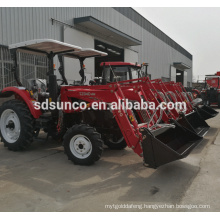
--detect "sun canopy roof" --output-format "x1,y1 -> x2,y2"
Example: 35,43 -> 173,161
9,39 -> 82,55
63,48 -> 108,59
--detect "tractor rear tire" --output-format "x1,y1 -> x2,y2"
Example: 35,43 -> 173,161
0,99 -> 34,151
63,124 -> 103,165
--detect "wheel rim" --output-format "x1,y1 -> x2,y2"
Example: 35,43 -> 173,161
69,134 -> 92,159
0,109 -> 21,143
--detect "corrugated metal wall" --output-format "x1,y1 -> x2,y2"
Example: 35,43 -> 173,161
0,7 -> 192,85
113,8 -> 192,60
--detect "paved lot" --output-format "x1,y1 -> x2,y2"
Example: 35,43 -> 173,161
0,110 -> 220,212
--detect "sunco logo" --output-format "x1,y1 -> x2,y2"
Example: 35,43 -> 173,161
79,92 -> 96,96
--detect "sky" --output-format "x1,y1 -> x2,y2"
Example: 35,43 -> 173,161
133,7 -> 220,82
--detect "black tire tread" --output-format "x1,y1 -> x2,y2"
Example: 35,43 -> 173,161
0,99 -> 34,151
63,124 -> 103,165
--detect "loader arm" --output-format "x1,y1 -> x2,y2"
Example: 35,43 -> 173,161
164,81 -> 194,113
109,77 -> 180,122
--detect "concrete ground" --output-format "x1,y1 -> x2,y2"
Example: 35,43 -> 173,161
0,110 -> 220,212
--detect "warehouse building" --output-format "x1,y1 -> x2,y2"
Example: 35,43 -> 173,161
0,7 -> 192,89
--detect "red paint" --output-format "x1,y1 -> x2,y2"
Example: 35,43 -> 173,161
0,87 -> 42,118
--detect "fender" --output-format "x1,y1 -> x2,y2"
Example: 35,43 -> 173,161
0,87 -> 42,119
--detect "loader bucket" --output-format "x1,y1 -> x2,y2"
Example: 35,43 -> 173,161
197,105 -> 218,120
177,111 -> 210,137
141,121 -> 203,168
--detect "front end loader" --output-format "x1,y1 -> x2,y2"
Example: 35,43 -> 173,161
59,81 -> 202,168
164,81 -> 218,121
57,53 -> 203,168
151,79 -> 210,136
176,81 -> 219,120
100,62 -> 212,136
101,61 -> 217,120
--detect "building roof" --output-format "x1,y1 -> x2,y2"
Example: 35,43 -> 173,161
74,16 -> 142,47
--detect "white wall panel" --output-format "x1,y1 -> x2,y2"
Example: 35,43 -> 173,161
124,48 -> 138,63
64,27 -> 95,82
0,7 -> 193,84
171,66 -> 176,82
184,71 -> 188,87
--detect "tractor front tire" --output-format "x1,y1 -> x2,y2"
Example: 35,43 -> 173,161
0,99 -> 34,151
63,124 -> 103,165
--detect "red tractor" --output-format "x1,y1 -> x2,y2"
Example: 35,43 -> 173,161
0,39 -> 208,169
100,61 -> 217,121
100,61 -> 148,83
201,72 -> 220,107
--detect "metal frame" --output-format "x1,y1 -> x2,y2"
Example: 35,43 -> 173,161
0,46 -> 48,90
58,48 -> 108,85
